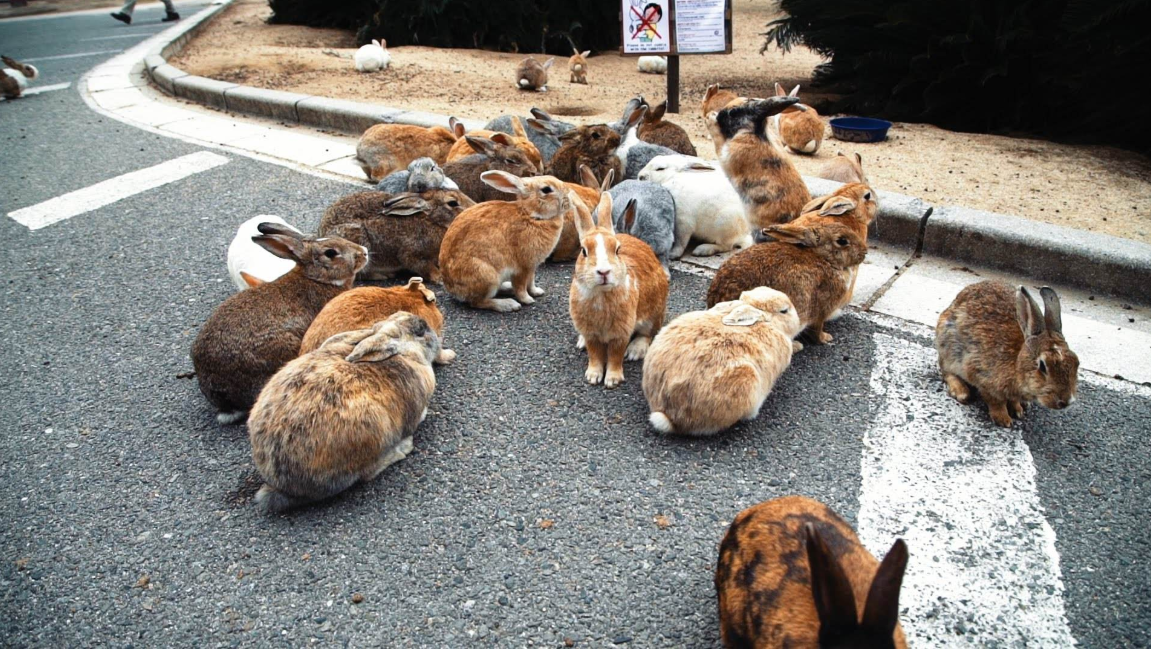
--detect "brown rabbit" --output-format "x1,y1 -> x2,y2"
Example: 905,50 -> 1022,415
936,282 -> 1079,427
701,84 -> 743,152
546,124 -> 623,187
716,496 -> 909,649
442,136 -> 539,203
794,183 -> 878,244
818,151 -> 869,186
716,97 -> 812,228
638,100 -> 697,156
516,56 -> 554,91
439,172 -> 571,312
299,278 -> 453,364
773,83 -> 825,155
191,225 -> 368,423
552,165 -> 615,262
249,312 -> 441,513
1,55 -> 39,99
569,49 -> 590,84
706,221 -> 867,345
354,123 -> 459,182
568,193 -> 668,388
318,189 -> 474,284
445,117 -> 543,173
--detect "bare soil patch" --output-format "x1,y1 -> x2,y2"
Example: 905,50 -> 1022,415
172,0 -> 1151,244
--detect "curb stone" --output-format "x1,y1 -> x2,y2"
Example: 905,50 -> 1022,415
143,0 -> 1151,304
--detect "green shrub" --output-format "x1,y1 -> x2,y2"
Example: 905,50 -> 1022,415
266,0 -> 376,30
764,0 -> 1151,152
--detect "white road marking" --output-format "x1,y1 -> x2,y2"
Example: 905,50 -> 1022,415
24,50 -> 121,62
0,82 -> 70,100
7,151 -> 229,231
858,334 -> 1076,647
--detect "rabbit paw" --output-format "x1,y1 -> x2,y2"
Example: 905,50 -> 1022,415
487,298 -> 522,313
576,334 -> 586,350
818,331 -> 834,344
585,365 -> 604,385
515,292 -> 536,305
690,243 -> 721,257
604,370 -> 625,388
792,341 -> 804,353
529,284 -> 545,297
435,348 -> 457,365
625,337 -> 650,361
989,404 -> 1014,428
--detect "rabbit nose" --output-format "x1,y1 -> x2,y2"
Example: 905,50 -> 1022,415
596,269 -> 611,282
1055,399 -> 1068,409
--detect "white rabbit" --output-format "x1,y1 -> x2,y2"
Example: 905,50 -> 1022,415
637,56 -> 667,74
1,56 -> 39,99
227,215 -> 303,291
354,39 -> 391,73
636,154 -> 753,258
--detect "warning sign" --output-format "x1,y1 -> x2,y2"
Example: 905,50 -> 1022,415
620,0 -> 732,56
622,0 -> 672,54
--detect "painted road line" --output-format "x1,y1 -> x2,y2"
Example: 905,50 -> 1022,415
7,151 -> 229,231
0,82 -> 71,100
24,50 -> 121,63
858,334 -> 1076,647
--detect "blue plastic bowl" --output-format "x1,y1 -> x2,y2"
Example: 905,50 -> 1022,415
830,117 -> 892,143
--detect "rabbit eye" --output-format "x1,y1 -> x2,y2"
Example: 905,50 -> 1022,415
592,132 -> 601,139
615,244 -> 621,254
541,186 -> 554,194
580,247 -> 588,257
864,191 -> 873,200
780,307 -> 789,314
1037,358 -> 1048,374
447,200 -> 459,207
324,249 -> 339,259
836,237 -> 848,246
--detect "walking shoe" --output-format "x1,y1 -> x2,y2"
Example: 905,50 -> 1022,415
110,12 -> 131,24
162,12 -> 180,21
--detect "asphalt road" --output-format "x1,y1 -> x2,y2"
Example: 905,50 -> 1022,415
2,7 -> 1150,648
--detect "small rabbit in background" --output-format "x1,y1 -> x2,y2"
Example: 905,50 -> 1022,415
637,56 -> 667,75
517,57 -> 554,91
1,56 -> 39,99
354,39 -> 391,73
569,49 -> 590,84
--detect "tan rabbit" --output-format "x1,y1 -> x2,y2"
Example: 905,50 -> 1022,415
516,56 -> 554,91
716,97 -> 813,228
937,281 -> 1079,427
299,278 -> 453,364
552,165 -> 615,262
644,287 -> 802,436
706,221 -> 867,345
569,49 -> 590,84
795,183 -> 878,244
773,83 -> 825,154
191,224 -> 368,423
439,172 -> 571,312
818,151 -> 869,186
445,117 -> 543,172
355,123 -> 459,182
249,312 -> 441,513
716,496 -> 909,649
568,193 -> 668,388
637,100 -> 697,156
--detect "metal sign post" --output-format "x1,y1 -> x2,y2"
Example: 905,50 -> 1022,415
620,0 -> 732,114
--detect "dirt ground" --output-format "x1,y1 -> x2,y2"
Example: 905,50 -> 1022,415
172,0 -> 1151,244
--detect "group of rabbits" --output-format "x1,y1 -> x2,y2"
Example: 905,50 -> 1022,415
194,80 -> 1081,647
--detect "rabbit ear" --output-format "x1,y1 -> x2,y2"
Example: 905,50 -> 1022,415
721,304 -> 766,327
381,194 -> 428,216
449,117 -> 466,138
346,335 -> 401,364
624,103 -> 647,130
861,538 -> 908,637
405,277 -> 437,302
489,132 -> 514,146
801,196 -> 828,214
372,39 -> 380,47
1016,286 -> 1045,337
573,197 -> 595,238
480,170 -> 526,196
543,57 -> 555,69
819,198 -> 856,217
252,234 -> 306,262
1039,287 -> 1063,334
379,39 -> 387,48
649,100 -> 667,122
774,82 -> 785,97
805,524 -> 861,640
789,84 -> 801,97
530,107 -> 554,122
622,198 -> 637,233
855,152 -> 863,165
704,84 -> 718,101
578,164 -> 600,190
760,222 -> 817,247
581,50 -> 591,58
256,221 -> 300,237
594,193 -> 614,233
465,136 -> 498,156
239,271 -> 265,288
600,168 -> 615,191
526,117 -> 557,135
685,161 -> 716,172
511,116 -> 528,138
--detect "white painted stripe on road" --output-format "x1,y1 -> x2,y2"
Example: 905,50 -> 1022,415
24,50 -> 121,62
7,151 -> 229,231
0,82 -> 71,101
858,334 -> 1076,647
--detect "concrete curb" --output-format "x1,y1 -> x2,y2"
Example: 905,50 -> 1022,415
143,0 -> 1151,304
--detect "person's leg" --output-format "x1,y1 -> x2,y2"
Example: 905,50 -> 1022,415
161,0 -> 180,20
119,0 -> 137,17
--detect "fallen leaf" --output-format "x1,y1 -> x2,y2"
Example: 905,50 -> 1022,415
539,519 -> 554,529
135,574 -> 151,589
351,592 -> 365,604
654,515 -> 671,530
15,557 -> 29,571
